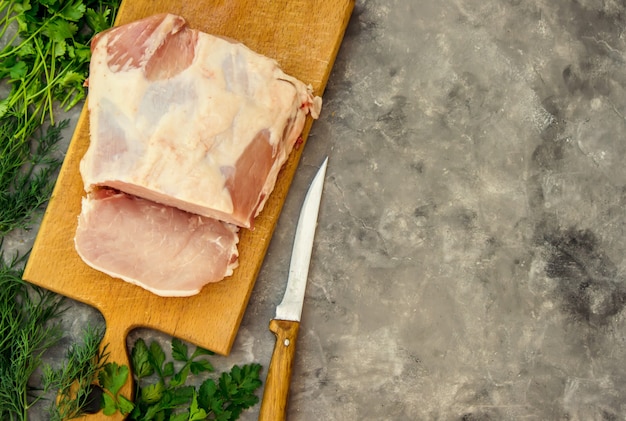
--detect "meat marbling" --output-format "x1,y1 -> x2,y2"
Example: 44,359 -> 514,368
75,13 -> 321,296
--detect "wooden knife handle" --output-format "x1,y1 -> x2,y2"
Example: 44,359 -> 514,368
259,319 -> 300,421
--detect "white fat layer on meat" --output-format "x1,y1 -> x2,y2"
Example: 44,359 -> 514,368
81,14 -> 321,228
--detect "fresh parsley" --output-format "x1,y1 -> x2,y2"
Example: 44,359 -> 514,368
101,338 -> 264,421
99,361 -> 134,416
0,0 -> 120,235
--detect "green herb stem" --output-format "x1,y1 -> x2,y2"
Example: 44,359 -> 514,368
0,2 -> 120,418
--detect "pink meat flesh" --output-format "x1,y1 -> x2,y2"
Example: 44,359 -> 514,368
76,13 -> 321,296
75,188 -> 239,297
80,13 -> 322,229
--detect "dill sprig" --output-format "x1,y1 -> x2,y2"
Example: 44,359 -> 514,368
0,247 -> 66,421
43,325 -> 109,421
0,115 -> 65,236
0,0 -> 121,419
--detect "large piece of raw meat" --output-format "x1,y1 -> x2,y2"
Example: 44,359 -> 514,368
80,13 -> 321,229
75,14 -> 321,296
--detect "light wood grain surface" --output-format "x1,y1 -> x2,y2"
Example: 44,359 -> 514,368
23,0 -> 353,417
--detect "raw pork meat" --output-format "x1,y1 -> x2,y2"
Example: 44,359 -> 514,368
80,13 -> 322,229
75,13 -> 321,296
75,188 -> 239,297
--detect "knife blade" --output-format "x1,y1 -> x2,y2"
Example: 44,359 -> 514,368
258,157 -> 328,421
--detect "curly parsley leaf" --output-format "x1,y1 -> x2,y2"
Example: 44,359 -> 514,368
172,338 -> 190,362
122,338 -> 262,421
98,362 -> 128,396
131,338 -> 154,380
98,362 -> 133,416
58,1 -> 87,22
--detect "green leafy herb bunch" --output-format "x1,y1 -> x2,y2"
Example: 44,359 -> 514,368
98,337 -> 263,421
0,0 -> 120,235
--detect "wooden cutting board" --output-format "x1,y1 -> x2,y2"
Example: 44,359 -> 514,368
23,0 -> 353,414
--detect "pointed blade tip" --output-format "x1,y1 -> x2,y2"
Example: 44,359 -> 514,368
274,157 -> 329,322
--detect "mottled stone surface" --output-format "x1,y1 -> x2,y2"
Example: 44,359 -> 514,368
14,0 -> 626,419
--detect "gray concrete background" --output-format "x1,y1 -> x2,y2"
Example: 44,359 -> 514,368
9,0 -> 626,419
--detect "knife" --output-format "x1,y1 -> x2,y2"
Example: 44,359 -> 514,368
258,157 -> 329,421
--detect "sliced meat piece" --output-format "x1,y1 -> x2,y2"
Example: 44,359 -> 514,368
75,188 -> 239,297
81,13 -> 322,229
